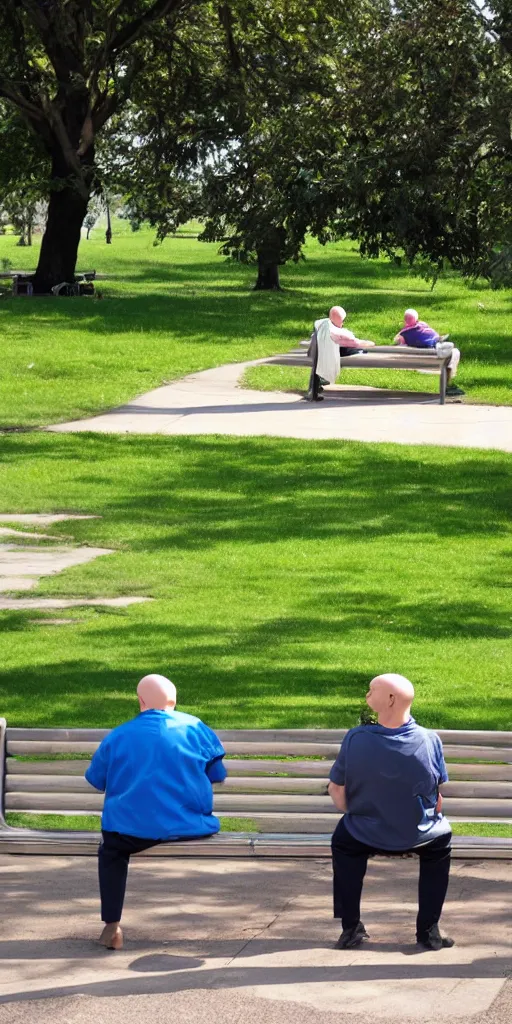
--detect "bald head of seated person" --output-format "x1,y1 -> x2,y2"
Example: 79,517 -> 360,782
324,305 -> 375,351
85,673 -> 226,950
328,673 -> 453,952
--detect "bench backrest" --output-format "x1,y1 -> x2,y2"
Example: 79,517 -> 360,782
1,726 -> 511,832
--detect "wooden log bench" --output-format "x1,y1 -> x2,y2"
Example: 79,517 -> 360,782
264,335 -> 454,405
1,721 -> 510,858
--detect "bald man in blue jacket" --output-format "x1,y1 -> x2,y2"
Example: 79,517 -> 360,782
86,673 -> 226,949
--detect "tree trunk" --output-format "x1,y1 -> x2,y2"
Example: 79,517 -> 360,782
32,152 -> 92,293
105,202 -> 112,244
254,256 -> 281,290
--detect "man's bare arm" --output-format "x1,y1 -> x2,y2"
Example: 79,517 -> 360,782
328,781 -> 347,812
436,784 -> 447,814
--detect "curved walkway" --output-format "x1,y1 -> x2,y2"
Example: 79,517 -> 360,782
49,360 -> 512,451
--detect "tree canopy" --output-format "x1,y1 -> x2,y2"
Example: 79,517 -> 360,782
1,1 -> 511,291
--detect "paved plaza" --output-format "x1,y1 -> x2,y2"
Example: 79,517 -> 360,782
49,361 -> 512,452
1,853 -> 510,1024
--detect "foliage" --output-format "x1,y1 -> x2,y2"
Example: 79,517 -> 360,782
359,705 -> 378,726
0,1 -> 261,285
325,1 -> 512,285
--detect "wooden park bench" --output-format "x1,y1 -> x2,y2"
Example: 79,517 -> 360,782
265,335 -> 455,405
1,721 -> 511,858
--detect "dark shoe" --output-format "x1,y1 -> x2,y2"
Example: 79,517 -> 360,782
305,391 -> 324,402
417,924 -> 454,951
318,376 -> 330,386
335,921 -> 369,949
446,384 -> 465,396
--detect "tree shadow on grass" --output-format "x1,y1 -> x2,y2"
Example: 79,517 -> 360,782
0,435 -> 510,548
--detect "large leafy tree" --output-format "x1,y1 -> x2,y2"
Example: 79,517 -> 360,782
197,1 -> 373,289
325,0 -> 512,284
0,0 -> 242,291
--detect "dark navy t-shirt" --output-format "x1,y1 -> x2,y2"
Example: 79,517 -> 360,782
329,717 -> 450,850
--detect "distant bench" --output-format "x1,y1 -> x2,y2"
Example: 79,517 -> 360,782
0,271 -> 104,296
1,721 -> 511,858
265,335 -> 454,405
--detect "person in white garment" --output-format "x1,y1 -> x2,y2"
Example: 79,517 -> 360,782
307,306 -> 375,401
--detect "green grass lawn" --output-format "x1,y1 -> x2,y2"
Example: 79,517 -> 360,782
0,226 -> 511,427
5,813 -> 512,838
1,432 -> 510,731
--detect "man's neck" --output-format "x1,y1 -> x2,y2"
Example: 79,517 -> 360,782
377,710 -> 411,729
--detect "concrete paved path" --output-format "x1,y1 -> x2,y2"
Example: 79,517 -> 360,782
1,854 -> 510,1023
0,544 -> 113,593
49,362 -> 512,452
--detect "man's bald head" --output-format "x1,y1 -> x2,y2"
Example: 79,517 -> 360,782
137,674 -> 176,711
329,305 -> 346,327
366,673 -> 415,725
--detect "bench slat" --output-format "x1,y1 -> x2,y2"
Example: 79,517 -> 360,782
6,740 -> 344,757
7,760 -> 92,775
0,829 -> 509,859
266,353 -> 450,371
446,764 -> 512,781
7,775 -> 512,801
7,742 -> 101,755
5,775 -> 330,795
8,740 -> 511,760
6,758 -> 512,781
443,746 -> 512,762
6,790 -> 512,818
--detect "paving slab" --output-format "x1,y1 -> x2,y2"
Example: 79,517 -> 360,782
0,544 -> 113,593
0,854 -> 510,1023
0,515 -> 99,525
0,528 -> 52,539
0,596 -> 152,610
48,362 -> 512,452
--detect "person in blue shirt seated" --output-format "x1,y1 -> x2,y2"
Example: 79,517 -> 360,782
85,673 -> 226,950
394,308 -> 464,397
328,673 -> 453,952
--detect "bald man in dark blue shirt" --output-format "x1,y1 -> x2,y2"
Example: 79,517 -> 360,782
329,674 -> 453,952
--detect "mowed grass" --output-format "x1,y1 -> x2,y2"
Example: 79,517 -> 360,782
5,814 -> 512,838
5,813 -> 259,833
0,225 -> 511,427
0,432 -> 510,731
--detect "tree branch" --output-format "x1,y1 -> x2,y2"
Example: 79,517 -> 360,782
108,0 -> 187,55
468,1 -> 499,41
0,78 -> 45,122
91,55 -> 144,133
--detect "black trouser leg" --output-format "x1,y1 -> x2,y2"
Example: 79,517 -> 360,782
416,831 -> 452,937
331,818 -> 372,929
98,830 -> 161,923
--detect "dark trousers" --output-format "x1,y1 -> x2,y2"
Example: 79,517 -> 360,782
99,830 -> 161,923
308,349 -> 364,400
331,818 -> 452,936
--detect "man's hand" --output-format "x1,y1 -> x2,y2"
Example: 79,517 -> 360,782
328,781 -> 347,812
